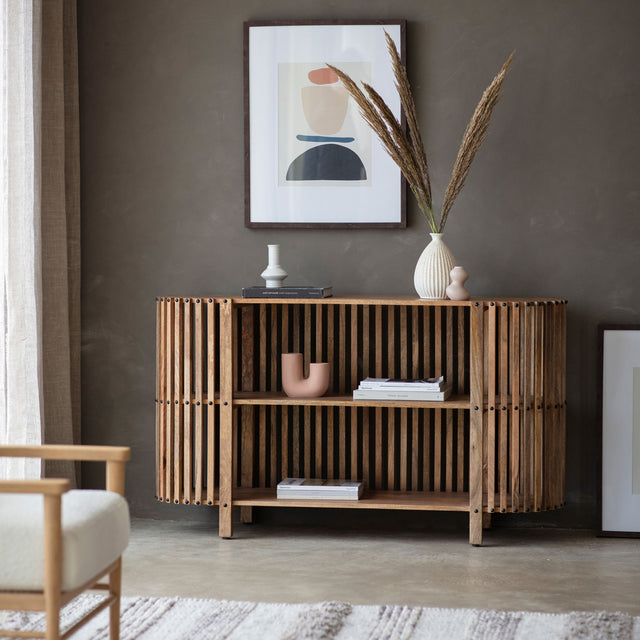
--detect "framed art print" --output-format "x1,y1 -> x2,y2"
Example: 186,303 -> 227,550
599,324 -> 640,537
244,20 -> 406,228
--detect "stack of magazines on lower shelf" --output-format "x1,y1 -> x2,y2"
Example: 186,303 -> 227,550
353,376 -> 452,401
277,478 -> 364,500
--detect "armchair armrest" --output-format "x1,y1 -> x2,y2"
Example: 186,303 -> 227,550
0,445 -> 131,496
0,445 -> 130,462
0,478 -> 70,495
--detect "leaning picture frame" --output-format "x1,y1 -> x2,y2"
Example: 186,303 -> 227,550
244,20 -> 406,228
598,324 -> 640,537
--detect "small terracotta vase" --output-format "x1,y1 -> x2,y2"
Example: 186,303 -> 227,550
281,353 -> 329,398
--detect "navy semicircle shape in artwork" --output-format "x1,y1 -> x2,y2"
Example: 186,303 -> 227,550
286,144 -> 367,181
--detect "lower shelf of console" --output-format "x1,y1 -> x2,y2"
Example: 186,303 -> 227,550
231,488 -> 470,511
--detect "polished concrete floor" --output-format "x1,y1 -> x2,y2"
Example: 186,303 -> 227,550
123,520 -> 640,615
121,517 -> 640,615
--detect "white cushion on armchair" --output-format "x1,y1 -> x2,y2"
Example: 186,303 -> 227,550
0,489 -> 129,591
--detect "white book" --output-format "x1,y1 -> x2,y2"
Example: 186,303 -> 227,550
277,478 -> 364,500
353,384 -> 453,402
358,376 -> 444,390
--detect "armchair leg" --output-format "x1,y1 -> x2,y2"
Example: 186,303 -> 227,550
44,494 -> 62,640
109,558 -> 122,640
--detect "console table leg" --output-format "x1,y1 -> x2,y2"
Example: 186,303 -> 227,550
219,298 -> 234,539
469,302 -> 484,547
469,510 -> 483,546
241,506 -> 253,524
483,512 -> 492,529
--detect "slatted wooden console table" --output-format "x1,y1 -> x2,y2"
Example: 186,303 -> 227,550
155,296 -> 566,545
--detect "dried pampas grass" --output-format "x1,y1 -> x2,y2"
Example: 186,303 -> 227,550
328,34 -> 513,233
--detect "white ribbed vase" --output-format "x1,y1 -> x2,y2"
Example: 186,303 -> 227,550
413,233 -> 456,300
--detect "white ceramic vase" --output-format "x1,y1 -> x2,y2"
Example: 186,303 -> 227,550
261,244 -> 288,288
413,233 -> 456,300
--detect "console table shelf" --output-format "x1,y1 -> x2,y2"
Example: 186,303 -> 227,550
155,295 -> 567,545
232,488 -> 470,511
230,392 -> 471,409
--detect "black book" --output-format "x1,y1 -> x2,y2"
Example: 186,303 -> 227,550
241,286 -> 333,299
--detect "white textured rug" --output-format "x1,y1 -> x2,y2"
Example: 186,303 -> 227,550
1,594 -> 639,639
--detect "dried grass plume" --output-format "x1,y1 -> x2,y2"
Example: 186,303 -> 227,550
328,35 -> 514,233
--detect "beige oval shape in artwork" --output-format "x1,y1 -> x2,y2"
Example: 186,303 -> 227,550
301,85 -> 349,136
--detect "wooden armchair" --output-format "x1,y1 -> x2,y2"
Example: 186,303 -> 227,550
0,445 -> 131,640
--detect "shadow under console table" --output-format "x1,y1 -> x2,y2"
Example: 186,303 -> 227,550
155,295 -> 567,546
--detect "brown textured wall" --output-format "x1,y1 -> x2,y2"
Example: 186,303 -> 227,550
78,0 -> 640,528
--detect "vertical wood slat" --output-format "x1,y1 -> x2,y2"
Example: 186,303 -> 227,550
207,299 -> 216,505
218,299 -> 234,538
165,299 -> 174,503
304,306 -> 312,478
173,299 -> 183,503
291,306 -> 300,479
326,307 -> 334,479
433,409 -> 441,492
486,303 -> 497,512
316,306 -> 324,479
157,299 -> 166,501
469,302 -> 484,546
445,308 -> 454,492
399,408 -> 407,491
411,307 -> 419,492
156,300 -> 161,499
194,300 -> 203,504
457,309 -> 466,492
304,405 -> 311,478
544,302 -> 552,509
499,303 -> 509,512
362,307 -> 370,485
521,302 -> 533,513
560,301 -> 567,503
510,302 -> 520,512
183,300 -> 192,503
553,302 -> 561,508
259,306 -> 268,486
433,307 -> 442,377
375,305 -> 383,490
271,306 -> 279,486
338,306 -> 346,478
241,307 -> 254,492
433,308 -> 444,492
386,307 -> 395,489
351,305 -> 359,481
423,306 -> 431,492
281,306 -> 290,480
533,303 -> 544,511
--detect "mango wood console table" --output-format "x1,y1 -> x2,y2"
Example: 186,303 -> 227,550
155,296 -> 566,545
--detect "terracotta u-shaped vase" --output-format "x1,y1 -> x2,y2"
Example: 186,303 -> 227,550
281,353 -> 330,398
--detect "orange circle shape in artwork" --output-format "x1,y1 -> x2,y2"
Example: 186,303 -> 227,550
308,67 -> 339,85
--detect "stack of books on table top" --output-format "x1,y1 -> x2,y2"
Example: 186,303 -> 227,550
353,376 -> 452,402
277,478 -> 364,500
241,286 -> 333,298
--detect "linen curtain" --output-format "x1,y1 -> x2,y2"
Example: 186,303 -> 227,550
0,0 -> 80,483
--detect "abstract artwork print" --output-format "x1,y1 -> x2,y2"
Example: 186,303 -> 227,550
278,62 -> 371,186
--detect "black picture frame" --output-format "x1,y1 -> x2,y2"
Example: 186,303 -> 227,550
244,19 -> 407,229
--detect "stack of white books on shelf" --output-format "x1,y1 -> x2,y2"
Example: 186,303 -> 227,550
353,376 -> 452,401
277,478 -> 364,500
